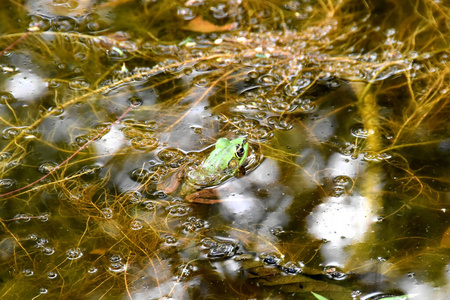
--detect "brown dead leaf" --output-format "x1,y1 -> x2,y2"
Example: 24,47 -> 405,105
182,16 -> 237,33
440,226 -> 450,248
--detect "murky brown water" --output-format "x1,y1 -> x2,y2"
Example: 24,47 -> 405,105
0,0 -> 449,299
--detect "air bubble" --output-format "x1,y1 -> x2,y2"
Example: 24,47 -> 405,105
158,148 -> 186,163
200,238 -> 216,249
331,186 -> 346,197
207,242 -> 237,258
258,74 -> 280,86
177,263 -> 198,280
27,233 -> 38,241
333,175 -> 352,186
210,3 -> 229,19
0,92 -> 16,104
42,247 -> 55,255
47,271 -> 58,279
79,164 -> 102,180
74,134 -> 91,147
51,16 -> 79,31
38,162 -> 59,174
69,78 -> 90,90
109,255 -> 126,272
260,252 -> 282,265
362,152 -> 384,162
110,254 -> 122,262
0,152 -> 11,161
143,200 -> 156,210
247,71 -> 258,79
351,126 -> 374,138
129,168 -> 152,183
177,7 -> 196,20
101,208 -> 114,219
128,96 -> 143,106
339,143 -> 357,156
28,15 -> 51,31
324,266 -> 348,281
3,127 -> 22,139
86,21 -> 102,31
168,204 -> 191,217
281,261 -> 303,274
299,99 -> 316,112
125,191 -> 144,204
66,248 -> 83,260
386,28 -> 396,36
109,262 -> 126,273
22,269 -> 34,276
182,216 -> 210,233
164,235 -> 177,246
131,137 -> 159,151
269,101 -> 291,113
14,213 -> 31,223
36,238 -> 49,247
284,78 -> 311,96
130,220 -> 143,231
74,52 -> 87,61
194,76 -> 210,86
351,290 -> 362,297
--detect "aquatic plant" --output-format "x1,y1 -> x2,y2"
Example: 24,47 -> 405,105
0,0 -> 448,299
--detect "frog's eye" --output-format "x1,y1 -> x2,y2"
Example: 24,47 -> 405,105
235,144 -> 245,158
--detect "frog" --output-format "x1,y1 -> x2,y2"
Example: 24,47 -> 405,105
160,137 -> 249,204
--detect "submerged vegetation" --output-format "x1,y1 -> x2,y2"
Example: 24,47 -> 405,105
0,0 -> 449,299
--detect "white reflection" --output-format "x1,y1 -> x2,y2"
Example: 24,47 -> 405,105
394,264 -> 450,299
94,124 -> 137,191
307,194 -> 374,266
307,152 -> 375,266
7,69 -> 47,102
94,124 -> 126,163
162,87 -> 217,150
327,152 -> 366,178
216,158 -> 292,230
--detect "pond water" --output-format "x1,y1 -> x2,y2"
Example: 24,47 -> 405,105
0,0 -> 449,299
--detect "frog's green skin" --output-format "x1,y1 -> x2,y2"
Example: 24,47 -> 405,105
164,137 -> 248,203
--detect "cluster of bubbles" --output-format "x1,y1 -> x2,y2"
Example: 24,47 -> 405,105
101,207 -> 114,219
108,254 -> 126,273
238,252 -> 306,277
73,125 -> 110,149
167,203 -> 191,217
66,247 -> 83,260
0,178 -> 15,191
200,237 -> 238,259
122,118 -> 159,151
330,175 -> 353,198
129,147 -> 201,188
177,263 -> 199,281
163,235 -> 178,246
26,233 -> 56,256
176,0 -> 242,21
28,13 -> 107,33
100,191 -> 160,220
181,216 -> 210,233
2,126 -> 39,140
130,219 -> 144,231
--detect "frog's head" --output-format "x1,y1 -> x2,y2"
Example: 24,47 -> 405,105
214,137 -> 248,172
196,137 -> 249,184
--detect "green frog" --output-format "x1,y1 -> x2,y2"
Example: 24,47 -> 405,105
161,137 -> 249,204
